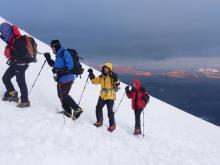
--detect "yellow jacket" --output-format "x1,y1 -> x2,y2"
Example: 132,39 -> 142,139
91,63 -> 120,100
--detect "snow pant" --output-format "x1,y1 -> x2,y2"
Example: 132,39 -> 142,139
96,97 -> 115,127
57,81 -> 80,114
2,63 -> 29,102
134,108 -> 143,129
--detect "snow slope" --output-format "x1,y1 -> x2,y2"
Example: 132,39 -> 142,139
0,17 -> 220,165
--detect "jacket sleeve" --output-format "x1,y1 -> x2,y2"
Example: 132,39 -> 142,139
46,58 -> 55,67
4,45 -> 13,58
91,75 -> 102,84
63,50 -> 74,70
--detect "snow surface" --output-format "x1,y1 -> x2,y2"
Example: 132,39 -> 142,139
0,16 -> 220,165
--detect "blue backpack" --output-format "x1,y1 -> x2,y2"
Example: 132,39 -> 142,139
0,22 -> 13,42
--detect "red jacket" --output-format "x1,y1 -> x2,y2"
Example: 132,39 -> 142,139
4,25 -> 21,58
126,80 -> 149,110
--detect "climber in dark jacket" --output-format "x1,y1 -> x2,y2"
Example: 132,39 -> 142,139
0,22 -> 31,108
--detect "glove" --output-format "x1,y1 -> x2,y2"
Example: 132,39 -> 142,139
88,68 -> 93,73
44,53 -> 54,67
52,67 -> 59,73
125,86 -> 130,92
44,53 -> 51,60
88,68 -> 95,79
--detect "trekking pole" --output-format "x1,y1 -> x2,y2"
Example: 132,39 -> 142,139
28,59 -> 47,95
78,75 -> 89,105
142,109 -> 145,138
114,91 -> 126,114
37,51 -> 45,55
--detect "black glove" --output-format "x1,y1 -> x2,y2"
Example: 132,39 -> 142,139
88,68 -> 95,79
125,86 -> 130,92
52,67 -> 59,73
44,53 -> 51,60
111,72 -> 118,82
88,68 -> 93,73
44,53 -> 54,67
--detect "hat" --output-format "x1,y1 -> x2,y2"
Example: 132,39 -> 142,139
50,39 -> 61,52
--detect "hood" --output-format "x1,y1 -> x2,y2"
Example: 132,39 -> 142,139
103,63 -> 113,71
133,79 -> 141,90
12,25 -> 21,37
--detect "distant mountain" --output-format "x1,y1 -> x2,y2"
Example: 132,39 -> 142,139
92,64 -> 220,80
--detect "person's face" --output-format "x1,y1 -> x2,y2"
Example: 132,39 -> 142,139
132,83 -> 137,89
104,67 -> 110,74
51,45 -> 56,54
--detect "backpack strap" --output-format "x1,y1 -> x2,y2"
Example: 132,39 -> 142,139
61,50 -> 68,67
25,35 -> 34,57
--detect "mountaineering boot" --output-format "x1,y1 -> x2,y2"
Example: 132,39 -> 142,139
134,128 -> 141,135
93,121 -> 103,127
107,123 -> 116,132
61,111 -> 72,118
72,107 -> 83,119
2,91 -> 19,102
17,101 -> 30,108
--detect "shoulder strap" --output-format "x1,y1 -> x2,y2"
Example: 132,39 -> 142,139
61,50 -> 68,66
25,35 -> 34,56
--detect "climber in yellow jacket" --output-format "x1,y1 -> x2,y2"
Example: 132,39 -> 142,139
88,63 -> 120,132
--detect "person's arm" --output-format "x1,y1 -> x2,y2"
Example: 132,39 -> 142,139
88,68 -> 101,84
44,53 -> 55,67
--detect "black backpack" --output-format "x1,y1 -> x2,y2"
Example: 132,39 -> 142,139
62,48 -> 84,77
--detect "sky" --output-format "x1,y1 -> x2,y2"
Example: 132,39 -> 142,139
1,0 -> 220,70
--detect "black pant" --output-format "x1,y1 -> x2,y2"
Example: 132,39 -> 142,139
96,97 -> 115,126
2,63 -> 29,102
57,81 -> 79,114
134,109 -> 143,129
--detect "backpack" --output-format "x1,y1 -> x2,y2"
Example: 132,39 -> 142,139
141,87 -> 150,107
62,48 -> 84,77
0,22 -> 13,42
25,35 -> 37,62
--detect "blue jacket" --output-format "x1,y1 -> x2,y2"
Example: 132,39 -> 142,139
54,47 -> 75,83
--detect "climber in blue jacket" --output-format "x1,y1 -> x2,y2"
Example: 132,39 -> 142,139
44,40 -> 83,119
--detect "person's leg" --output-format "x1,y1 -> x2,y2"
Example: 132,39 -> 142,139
59,81 -> 82,118
15,65 -> 29,103
95,97 -> 106,125
106,100 -> 115,127
134,109 -> 143,135
2,64 -> 16,92
2,64 -> 18,102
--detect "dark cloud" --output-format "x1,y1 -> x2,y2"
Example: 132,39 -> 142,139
1,0 -> 220,67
